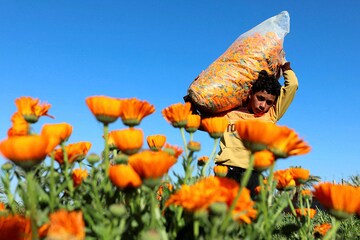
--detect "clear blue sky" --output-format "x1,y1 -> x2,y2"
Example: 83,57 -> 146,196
1,1 -> 359,182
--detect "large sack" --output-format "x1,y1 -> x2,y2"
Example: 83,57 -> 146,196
187,11 -> 290,114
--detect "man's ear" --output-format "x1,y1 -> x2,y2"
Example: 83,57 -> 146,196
248,90 -> 253,99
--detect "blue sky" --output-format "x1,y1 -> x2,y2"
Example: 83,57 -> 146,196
1,1 -> 359,182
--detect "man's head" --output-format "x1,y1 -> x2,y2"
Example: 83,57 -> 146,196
248,70 -> 281,116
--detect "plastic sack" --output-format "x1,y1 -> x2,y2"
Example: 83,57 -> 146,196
187,11 -> 290,114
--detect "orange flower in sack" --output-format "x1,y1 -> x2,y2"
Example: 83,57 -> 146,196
7,112 -> 30,137
111,128 -> 143,155
0,214 -> 31,240
128,150 -> 177,179
273,169 -> 296,191
109,164 -> 142,189
163,143 -> 183,158
312,182 -> 360,219
253,150 -> 275,171
314,223 -> 332,237
235,120 -> 311,157
185,114 -> 201,133
118,98 -> 155,127
213,165 -> 228,177
43,209 -> 85,240
53,142 -> 92,165
0,135 -> 51,170
201,117 -> 228,138
295,208 -> 317,219
289,167 -> 310,185
15,96 -> 53,123
146,134 -> 166,151
72,169 -> 88,187
162,102 -> 192,128
85,96 -> 122,124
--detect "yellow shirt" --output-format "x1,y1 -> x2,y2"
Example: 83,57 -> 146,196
215,70 -> 298,168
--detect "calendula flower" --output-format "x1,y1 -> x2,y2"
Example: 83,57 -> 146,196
235,120 -> 311,158
197,156 -> 209,167
162,102 -> 192,128
163,143 -> 183,158
253,150 -> 275,171
0,135 -> 51,170
314,223 -> 332,237
0,214 -> 31,240
53,142 -> 92,165
295,208 -> 317,219
0,202 -> 5,211
187,141 -> 201,152
110,128 -> 143,155
201,117 -> 228,138
165,176 -> 257,223
185,114 -> 201,133
146,134 -> 166,151
107,130 -> 119,151
85,96 -> 122,124
118,98 -> 155,127
43,209 -> 85,240
289,167 -> 310,185
301,189 -> 313,198
15,96 -> 54,123
7,112 -> 29,137
72,169 -> 88,187
41,123 -> 73,152
128,150 -> 177,179
313,182 -> 360,219
109,164 -> 142,189
157,182 -> 173,201
213,165 -> 228,177
274,169 -> 296,191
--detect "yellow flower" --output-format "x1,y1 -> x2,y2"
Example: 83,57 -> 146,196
15,96 -> 53,123
146,134 -> 166,151
72,169 -> 88,188
314,223 -> 332,237
109,164 -> 142,189
162,102 -> 192,128
213,165 -> 228,177
197,156 -> 209,166
289,167 -> 310,185
253,150 -> 275,171
0,214 -> 31,240
185,114 -> 201,133
313,182 -> 360,219
236,120 -> 311,158
110,128 -> 143,155
0,135 -> 51,170
295,208 -> 317,219
53,142 -> 92,165
118,98 -> 155,127
7,112 -> 29,137
201,117 -> 228,138
85,96 -> 122,124
273,169 -> 296,191
128,150 -> 177,179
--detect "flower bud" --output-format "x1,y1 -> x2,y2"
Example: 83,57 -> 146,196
109,204 -> 127,217
1,162 -> 13,171
86,153 -> 101,164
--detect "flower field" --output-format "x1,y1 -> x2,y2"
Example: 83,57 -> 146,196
0,96 -> 359,240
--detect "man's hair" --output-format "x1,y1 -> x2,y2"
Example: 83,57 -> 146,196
251,70 -> 281,97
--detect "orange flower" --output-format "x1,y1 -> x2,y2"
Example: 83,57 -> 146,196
41,123 -> 73,152
128,150 -> 177,179
235,120 -> 311,158
0,202 -> 5,211
295,208 -> 317,219
0,214 -> 31,240
118,98 -> 155,127
187,141 -> 201,152
162,102 -> 192,128
253,150 -> 275,171
85,96 -> 122,124
201,117 -> 228,138
301,189 -> 313,198
213,165 -> 228,177
72,169 -> 88,187
313,182 -> 360,219
273,169 -> 296,191
163,143 -> 183,158
53,142 -> 92,165
110,128 -> 143,155
197,156 -> 209,166
314,223 -> 332,237
157,182 -> 173,201
165,176 -> 257,223
0,135 -> 51,170
44,209 -> 85,240
185,114 -> 201,133
109,164 -> 142,189
146,134 -> 166,151
289,167 -> 310,185
7,112 -> 29,137
15,96 -> 53,123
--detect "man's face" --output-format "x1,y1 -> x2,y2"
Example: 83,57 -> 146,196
248,90 -> 277,116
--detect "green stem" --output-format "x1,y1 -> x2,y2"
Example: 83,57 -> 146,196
266,163 -> 276,207
49,151 -> 56,212
3,171 -> 16,214
180,127 -> 188,157
103,123 -> 110,177
26,172 -> 39,240
183,151 -> 194,184
201,138 -> 219,177
61,142 -> 74,198
323,217 -> 340,240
